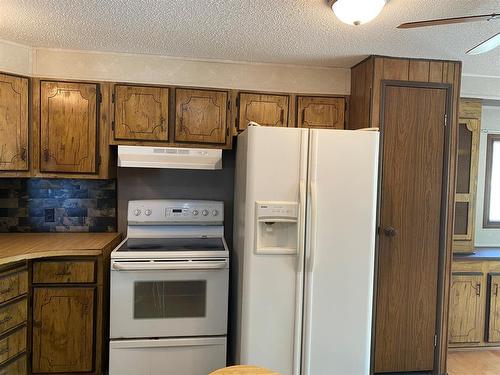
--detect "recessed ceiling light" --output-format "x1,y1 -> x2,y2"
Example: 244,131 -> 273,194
330,0 -> 387,26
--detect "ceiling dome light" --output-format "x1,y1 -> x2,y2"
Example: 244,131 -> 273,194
330,0 -> 386,26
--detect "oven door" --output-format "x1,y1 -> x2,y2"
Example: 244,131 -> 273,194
110,258 -> 229,339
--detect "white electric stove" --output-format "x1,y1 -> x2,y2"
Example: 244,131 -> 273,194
109,199 -> 229,375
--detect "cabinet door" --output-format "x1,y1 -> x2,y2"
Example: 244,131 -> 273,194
488,274 -> 500,342
0,73 -> 29,171
297,96 -> 345,129
448,273 -> 484,344
40,81 -> 98,173
32,287 -> 95,373
237,93 -> 288,131
175,89 -> 228,144
114,85 -> 169,141
453,118 -> 480,252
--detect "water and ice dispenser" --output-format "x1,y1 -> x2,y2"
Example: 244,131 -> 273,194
254,201 -> 299,254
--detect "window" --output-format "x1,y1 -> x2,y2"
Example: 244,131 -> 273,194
484,134 -> 500,228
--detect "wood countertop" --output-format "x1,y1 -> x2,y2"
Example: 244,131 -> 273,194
0,233 -> 122,265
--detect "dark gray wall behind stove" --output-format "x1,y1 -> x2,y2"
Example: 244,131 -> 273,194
117,150 -> 236,247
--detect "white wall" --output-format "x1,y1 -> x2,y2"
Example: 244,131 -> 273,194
0,38 -> 350,94
0,39 -> 31,76
31,48 -> 350,94
462,75 -> 500,101
475,105 -> 500,247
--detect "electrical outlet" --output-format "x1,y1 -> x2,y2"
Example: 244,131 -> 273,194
44,208 -> 55,223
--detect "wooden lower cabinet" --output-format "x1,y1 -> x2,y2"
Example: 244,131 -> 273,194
488,274 -> 500,342
0,353 -> 27,375
32,287 -> 95,373
30,256 -> 105,375
450,260 -> 500,348
449,273 -> 483,344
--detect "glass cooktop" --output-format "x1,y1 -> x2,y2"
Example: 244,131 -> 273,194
117,237 -> 226,252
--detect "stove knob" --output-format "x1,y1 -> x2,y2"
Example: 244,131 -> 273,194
202,209 -> 209,216
212,209 -> 219,216
192,209 -> 199,216
145,209 -> 152,216
133,209 -> 141,216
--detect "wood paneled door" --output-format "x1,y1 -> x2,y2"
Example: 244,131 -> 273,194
296,96 -> 345,129
32,287 -> 95,373
448,273 -> 484,344
374,83 -> 449,373
114,85 -> 169,141
488,274 -> 500,343
0,73 -> 29,171
175,88 -> 228,144
40,81 -> 98,173
237,92 -> 289,131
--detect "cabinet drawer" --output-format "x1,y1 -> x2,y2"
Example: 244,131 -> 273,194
0,327 -> 26,366
0,271 -> 27,305
0,299 -> 27,336
33,261 -> 96,284
0,354 -> 26,375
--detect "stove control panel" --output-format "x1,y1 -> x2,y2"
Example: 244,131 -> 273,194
128,200 -> 224,225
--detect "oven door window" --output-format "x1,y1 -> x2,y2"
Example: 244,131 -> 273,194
134,280 -> 206,319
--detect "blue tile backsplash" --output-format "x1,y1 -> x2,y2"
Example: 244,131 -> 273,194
0,179 -> 117,233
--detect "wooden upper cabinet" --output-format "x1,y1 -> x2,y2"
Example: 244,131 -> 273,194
297,96 -> 345,129
0,73 -> 29,171
488,274 -> 500,343
32,287 -> 95,373
237,93 -> 289,131
175,88 -> 228,144
40,81 -> 98,174
448,273 -> 484,344
114,85 -> 169,141
453,100 -> 482,253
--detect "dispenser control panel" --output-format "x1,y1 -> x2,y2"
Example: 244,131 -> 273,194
256,202 -> 298,220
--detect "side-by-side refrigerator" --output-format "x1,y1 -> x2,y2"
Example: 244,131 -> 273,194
233,126 -> 379,375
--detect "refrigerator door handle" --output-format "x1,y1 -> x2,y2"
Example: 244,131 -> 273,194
293,130 -> 308,375
309,179 -> 318,273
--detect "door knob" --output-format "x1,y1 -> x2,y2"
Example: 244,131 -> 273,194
383,227 -> 398,237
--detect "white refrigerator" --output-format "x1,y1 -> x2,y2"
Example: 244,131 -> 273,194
233,126 -> 379,375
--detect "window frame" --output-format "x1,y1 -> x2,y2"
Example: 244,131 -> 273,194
483,133 -> 500,228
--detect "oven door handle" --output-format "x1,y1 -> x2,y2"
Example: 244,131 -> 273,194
112,260 -> 228,271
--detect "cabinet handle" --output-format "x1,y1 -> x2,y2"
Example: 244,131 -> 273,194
280,109 -> 284,125
20,147 -> 27,161
494,284 -> 499,297
0,288 -> 13,295
476,283 -> 481,296
0,316 -> 12,325
160,116 -> 165,132
179,117 -> 186,134
301,109 -> 305,124
43,149 -> 49,162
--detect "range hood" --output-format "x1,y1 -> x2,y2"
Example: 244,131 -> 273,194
117,146 -> 222,170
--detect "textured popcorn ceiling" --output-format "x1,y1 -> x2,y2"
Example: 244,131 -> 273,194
0,0 -> 499,76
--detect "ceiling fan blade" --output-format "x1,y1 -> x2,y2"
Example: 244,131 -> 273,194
397,13 -> 499,29
466,32 -> 500,55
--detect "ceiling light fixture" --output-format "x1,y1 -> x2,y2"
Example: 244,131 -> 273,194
330,0 -> 386,26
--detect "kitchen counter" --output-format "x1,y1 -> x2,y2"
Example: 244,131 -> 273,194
0,232 -> 122,265
454,247 -> 500,261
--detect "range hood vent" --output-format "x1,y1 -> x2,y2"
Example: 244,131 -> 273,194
117,146 -> 222,170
